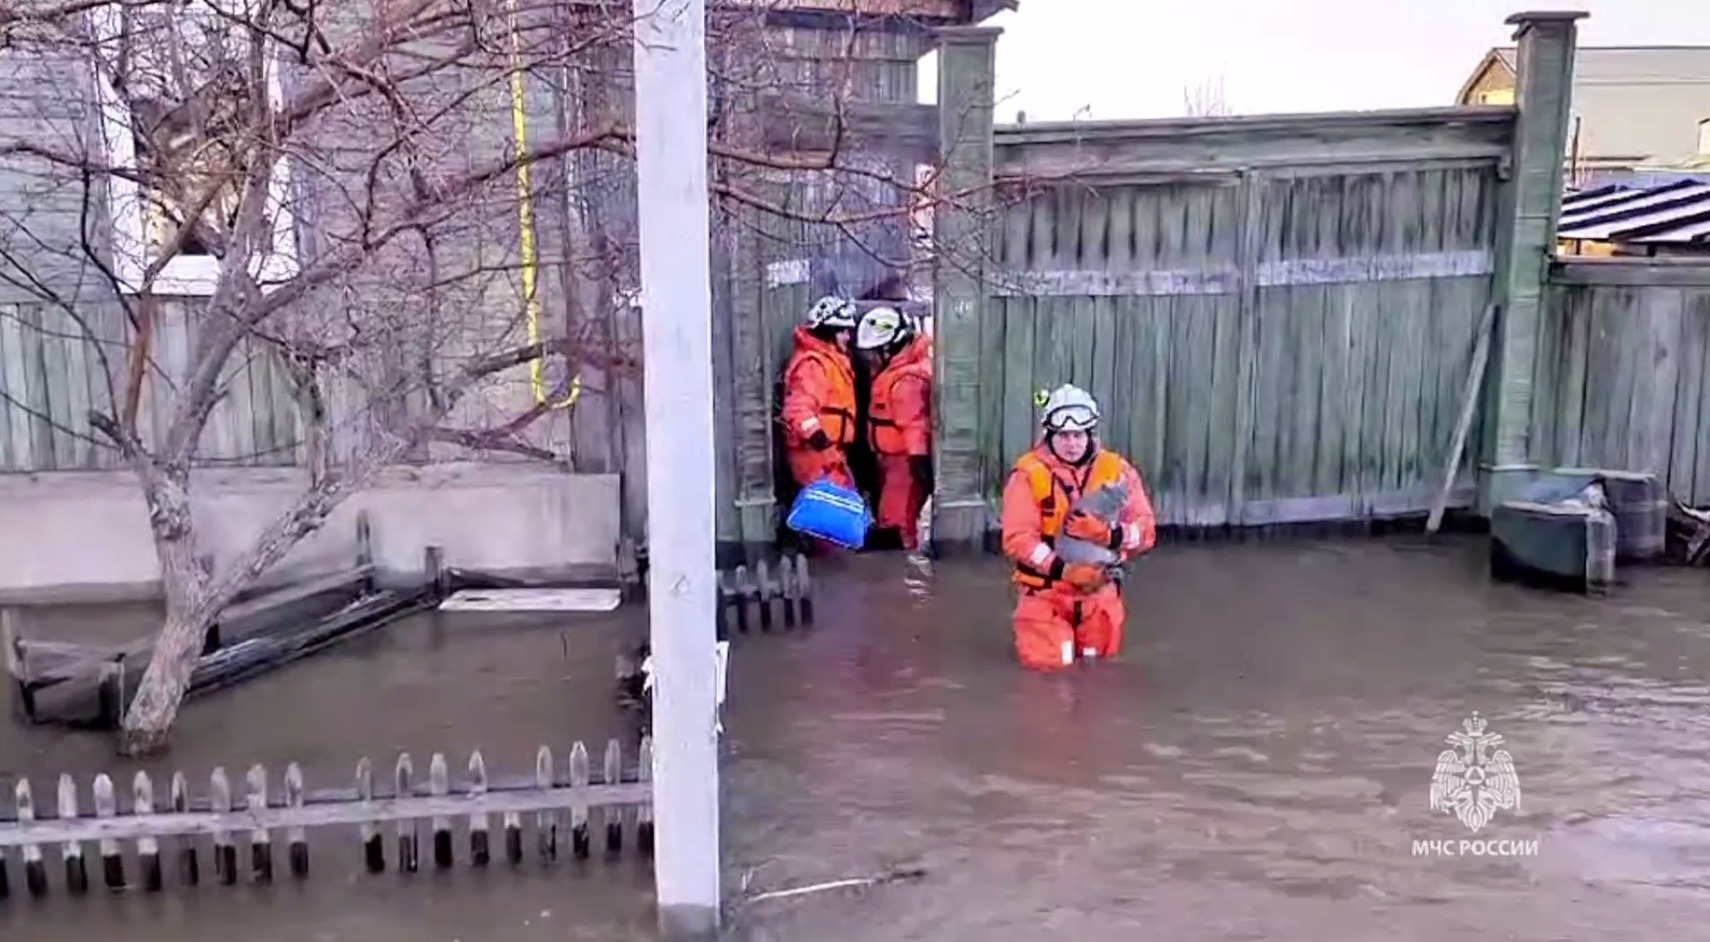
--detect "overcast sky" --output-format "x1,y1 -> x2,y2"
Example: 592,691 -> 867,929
919,0 -> 1710,119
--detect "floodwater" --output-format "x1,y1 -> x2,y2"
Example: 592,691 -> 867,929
5,534 -> 1710,940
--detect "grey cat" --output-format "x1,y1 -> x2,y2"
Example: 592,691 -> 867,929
1053,482 -> 1129,567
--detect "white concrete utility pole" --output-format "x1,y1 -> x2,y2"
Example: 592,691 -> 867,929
631,0 -> 721,938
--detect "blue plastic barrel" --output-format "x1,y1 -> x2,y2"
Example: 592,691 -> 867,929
785,478 -> 871,549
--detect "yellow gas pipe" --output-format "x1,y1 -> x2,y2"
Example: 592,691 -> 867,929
508,0 -> 580,410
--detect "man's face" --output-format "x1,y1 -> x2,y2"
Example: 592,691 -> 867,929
834,328 -> 853,352
1050,429 -> 1090,463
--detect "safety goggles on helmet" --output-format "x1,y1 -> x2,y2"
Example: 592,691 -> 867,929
1039,383 -> 1101,432
855,307 -> 906,351
806,295 -> 859,331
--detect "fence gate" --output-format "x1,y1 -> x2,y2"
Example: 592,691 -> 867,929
0,737 -> 653,898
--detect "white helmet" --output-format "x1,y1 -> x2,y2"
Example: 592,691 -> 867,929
855,306 -> 907,351
1039,384 -> 1100,432
805,295 -> 858,331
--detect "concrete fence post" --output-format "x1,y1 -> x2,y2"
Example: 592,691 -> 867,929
929,25 -> 1000,552
1481,10 -> 1586,513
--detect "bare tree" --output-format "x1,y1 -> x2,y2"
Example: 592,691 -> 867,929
1182,75 -> 1231,117
0,0 -> 966,754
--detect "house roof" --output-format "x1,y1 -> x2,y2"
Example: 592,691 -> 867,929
1558,178 -> 1710,245
1456,46 -> 1710,167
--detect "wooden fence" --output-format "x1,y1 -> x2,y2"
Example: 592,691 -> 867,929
957,110 -> 1511,530
1530,261 -> 1710,505
0,738 -> 652,898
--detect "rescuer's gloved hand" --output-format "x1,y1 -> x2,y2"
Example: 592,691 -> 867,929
1064,510 -> 1118,548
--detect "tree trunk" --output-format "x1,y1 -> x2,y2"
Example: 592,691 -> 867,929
118,440 -> 409,755
120,463 -> 215,756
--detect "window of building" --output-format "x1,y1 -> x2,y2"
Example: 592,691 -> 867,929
1698,118 -> 1710,157
1477,87 -> 1515,106
86,0 -> 299,296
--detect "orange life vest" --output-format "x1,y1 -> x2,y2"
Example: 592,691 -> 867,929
782,343 -> 857,446
1011,448 -> 1127,589
867,338 -> 932,456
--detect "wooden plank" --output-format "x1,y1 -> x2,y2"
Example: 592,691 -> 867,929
759,97 -> 939,162
0,302 -> 19,469
1226,175 -> 1268,521
0,781 -> 652,847
1428,302 -> 1497,533
1673,292 -> 1710,503
993,107 -> 1515,179
1551,260 -> 1710,288
220,565 -> 378,623
39,305 -> 76,470
992,249 -> 1494,297
18,304 -> 52,470
1554,284 -> 1592,468
437,588 -> 623,613
1693,292 -> 1710,504
1635,288 -> 1684,479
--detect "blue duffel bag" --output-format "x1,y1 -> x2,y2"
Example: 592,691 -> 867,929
785,477 -> 872,549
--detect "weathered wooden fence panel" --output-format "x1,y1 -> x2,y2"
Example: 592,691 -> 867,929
983,147 -> 1503,528
0,299 -> 301,471
1533,262 -> 1710,504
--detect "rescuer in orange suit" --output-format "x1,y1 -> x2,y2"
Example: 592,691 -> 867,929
1000,384 -> 1157,671
781,295 -> 860,490
855,306 -> 933,551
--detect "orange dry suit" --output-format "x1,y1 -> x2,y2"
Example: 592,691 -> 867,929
999,441 -> 1157,671
780,325 -> 857,489
865,334 -> 934,549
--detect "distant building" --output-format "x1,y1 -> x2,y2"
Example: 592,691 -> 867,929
1456,46 -> 1710,187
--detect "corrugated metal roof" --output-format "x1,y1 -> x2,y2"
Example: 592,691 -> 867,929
1558,178 -> 1710,244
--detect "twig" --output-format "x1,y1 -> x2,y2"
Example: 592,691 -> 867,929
744,866 -> 927,903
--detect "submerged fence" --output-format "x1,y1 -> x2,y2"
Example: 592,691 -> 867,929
0,738 -> 652,898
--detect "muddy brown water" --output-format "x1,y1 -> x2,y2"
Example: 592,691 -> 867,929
4,534 -> 1710,940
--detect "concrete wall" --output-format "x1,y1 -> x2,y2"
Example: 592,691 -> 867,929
0,464 -> 620,603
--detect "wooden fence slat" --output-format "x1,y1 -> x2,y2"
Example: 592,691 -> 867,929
357,758 -> 382,873
429,754 -> 452,869
211,767 -> 235,885
285,764 -> 307,879
468,751 -> 490,867
602,739 -> 623,858
171,772 -> 197,886
394,754 -> 418,873
16,779 -> 44,897
502,755 -> 523,866
247,765 -> 272,884
795,555 -> 814,625
637,737 -> 654,858
94,773 -> 121,890
57,773 -> 86,894
536,746 -> 556,862
569,740 -> 591,860
135,772 -> 162,891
